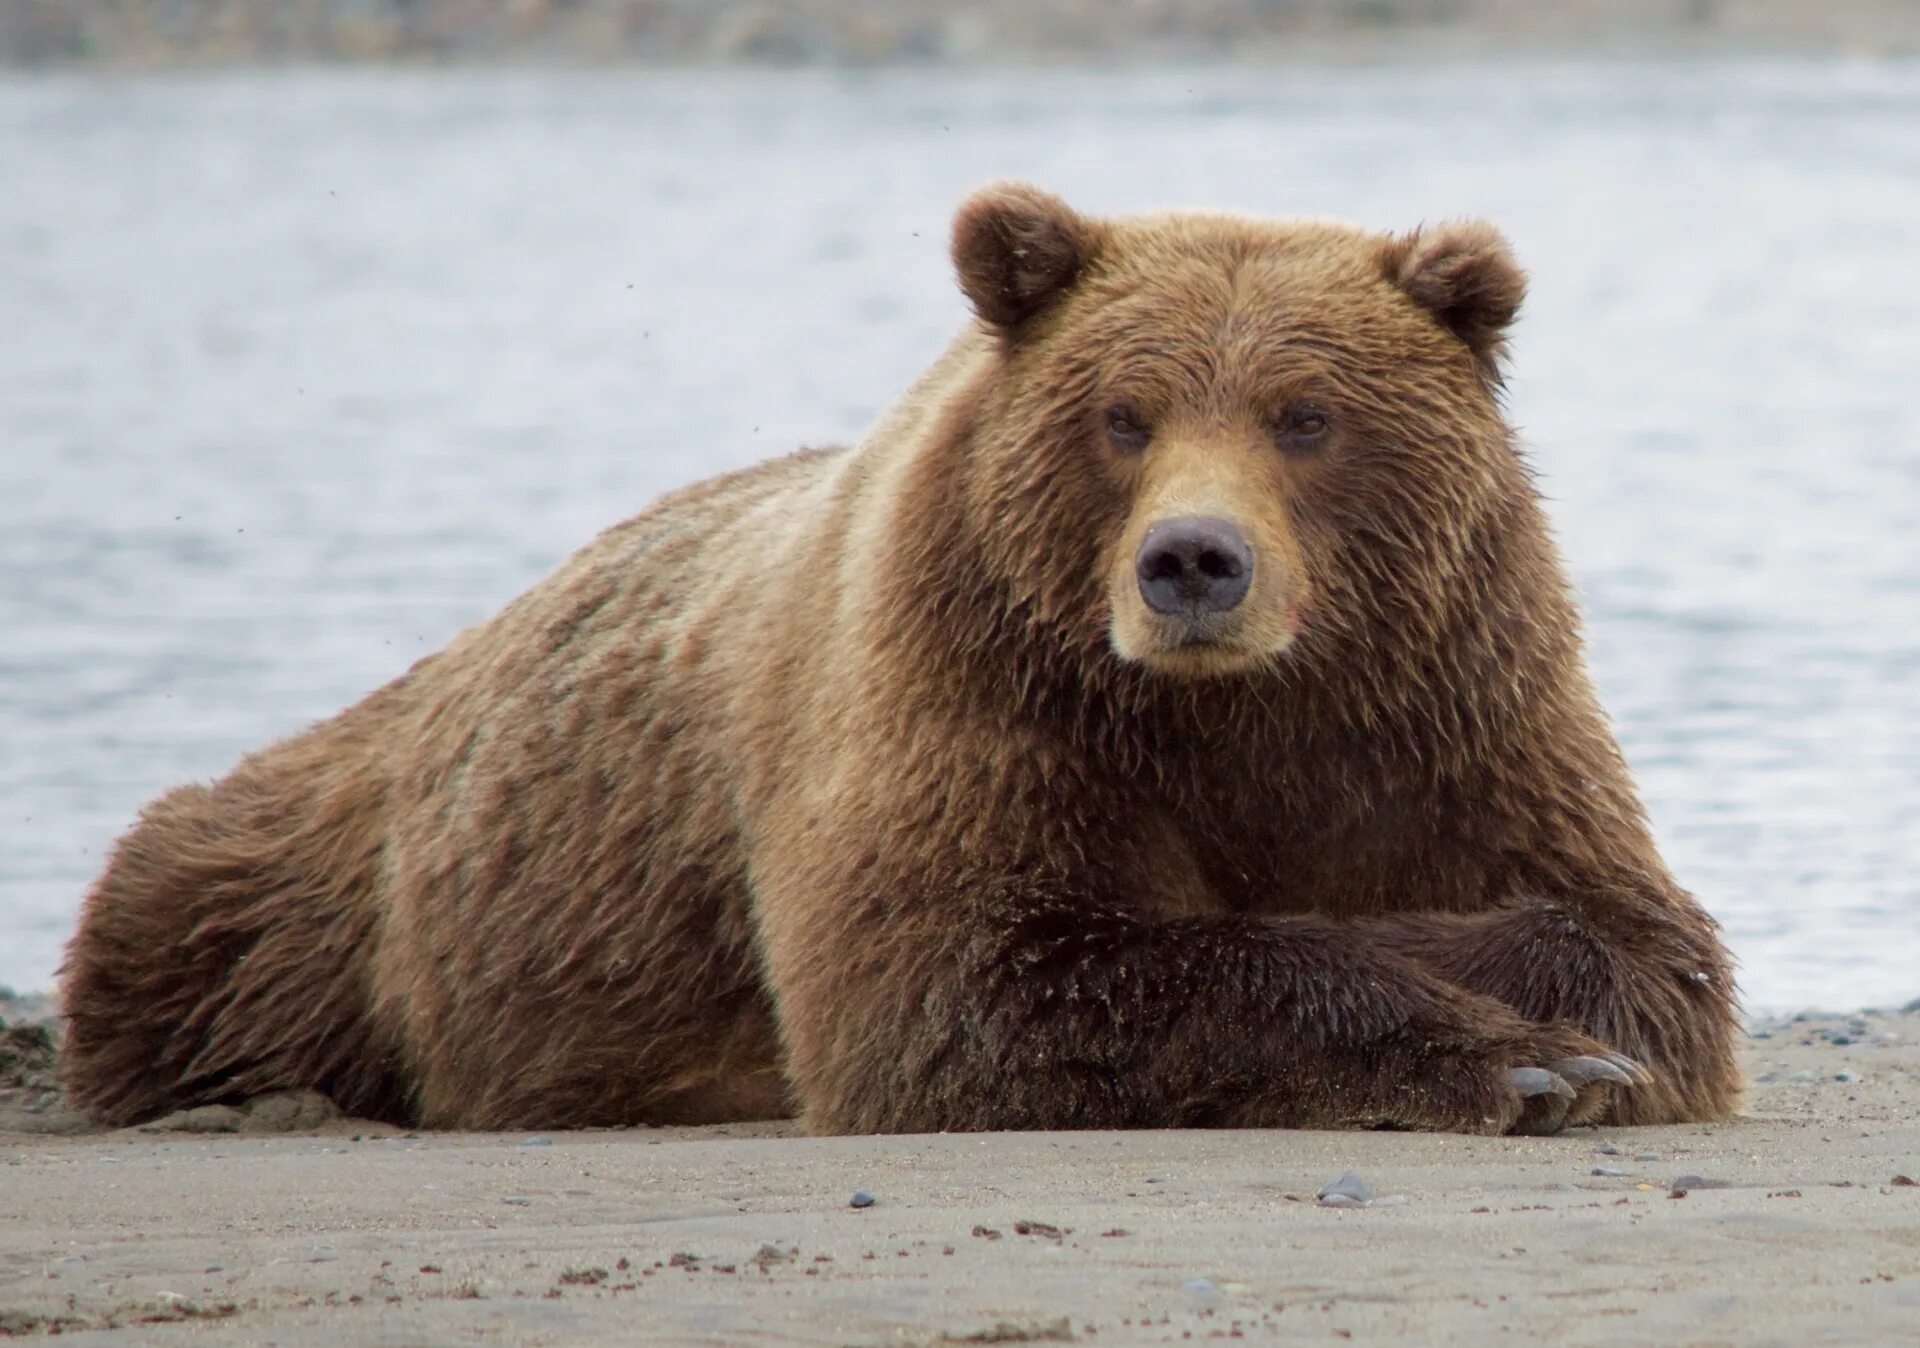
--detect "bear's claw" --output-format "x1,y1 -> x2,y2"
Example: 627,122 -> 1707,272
1509,1066 -> 1575,1100
1508,1052 -> 1643,1136
1508,1066 -> 1574,1135
1551,1055 -> 1633,1089
1601,1051 -> 1655,1086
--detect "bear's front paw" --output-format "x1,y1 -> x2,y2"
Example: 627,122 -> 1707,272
1505,1030 -> 1649,1135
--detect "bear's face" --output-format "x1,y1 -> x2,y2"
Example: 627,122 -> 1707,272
949,184 -> 1527,680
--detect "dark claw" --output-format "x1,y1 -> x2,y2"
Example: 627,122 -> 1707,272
1601,1051 -> 1655,1086
1510,1066 -> 1575,1100
1552,1056 -> 1634,1089
1509,1067 -> 1575,1135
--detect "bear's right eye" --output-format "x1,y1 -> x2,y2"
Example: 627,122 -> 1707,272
1104,404 -> 1151,455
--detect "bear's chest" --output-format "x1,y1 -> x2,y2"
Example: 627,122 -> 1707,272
1153,782 -> 1490,919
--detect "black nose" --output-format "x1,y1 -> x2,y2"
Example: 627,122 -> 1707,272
1135,515 -> 1254,617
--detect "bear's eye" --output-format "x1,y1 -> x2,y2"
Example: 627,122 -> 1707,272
1104,404 -> 1151,455
1272,403 -> 1332,453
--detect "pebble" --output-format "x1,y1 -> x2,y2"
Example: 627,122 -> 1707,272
1670,1175 -> 1719,1192
849,1189 -> 875,1209
1591,1166 -> 1627,1177
1634,1152 -> 1662,1163
1181,1277 -> 1225,1309
520,1137 -> 552,1147
1316,1170 -> 1374,1207
1787,1071 -> 1817,1084
1834,1071 -> 1859,1083
1592,1143 -> 1621,1156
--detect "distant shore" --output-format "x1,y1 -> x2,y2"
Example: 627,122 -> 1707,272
4,0 -> 1918,69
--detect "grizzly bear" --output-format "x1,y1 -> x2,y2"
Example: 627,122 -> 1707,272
61,183 -> 1740,1136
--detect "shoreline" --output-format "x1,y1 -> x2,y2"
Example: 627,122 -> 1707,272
5,4 -> 1919,71
4,1007 -> 1918,1341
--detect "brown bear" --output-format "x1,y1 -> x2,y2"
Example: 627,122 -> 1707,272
61,183 -> 1740,1136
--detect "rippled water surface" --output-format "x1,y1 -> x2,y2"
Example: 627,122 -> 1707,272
2,63 -> 1916,1008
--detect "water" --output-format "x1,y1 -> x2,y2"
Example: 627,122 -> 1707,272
2,63 -> 1916,1010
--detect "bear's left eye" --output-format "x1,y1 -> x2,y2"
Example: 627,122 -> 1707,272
1104,404 -> 1151,455
1271,403 -> 1332,452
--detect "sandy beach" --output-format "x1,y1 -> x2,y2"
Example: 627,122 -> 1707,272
1,1008 -> 1915,1344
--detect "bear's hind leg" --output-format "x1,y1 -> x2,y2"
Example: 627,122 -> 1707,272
61,768 -> 408,1126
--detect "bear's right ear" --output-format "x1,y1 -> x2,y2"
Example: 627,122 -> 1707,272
951,182 -> 1099,332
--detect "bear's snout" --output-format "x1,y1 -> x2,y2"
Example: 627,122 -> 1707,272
1135,516 -> 1254,619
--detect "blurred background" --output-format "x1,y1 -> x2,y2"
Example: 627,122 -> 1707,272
2,2 -> 1916,1011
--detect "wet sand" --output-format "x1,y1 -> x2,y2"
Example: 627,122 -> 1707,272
3,1009 -> 1917,1343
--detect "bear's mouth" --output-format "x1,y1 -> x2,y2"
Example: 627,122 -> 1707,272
1161,609 -> 1247,651
1171,630 -> 1226,650
1126,617 -> 1285,676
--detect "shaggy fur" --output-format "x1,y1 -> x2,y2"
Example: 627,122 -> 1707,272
62,184 -> 1740,1133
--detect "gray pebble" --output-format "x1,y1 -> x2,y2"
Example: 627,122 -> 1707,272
1316,1170 -> 1374,1206
849,1188 -> 875,1209
501,1197 -> 531,1206
1788,1070 -> 1817,1084
1826,1034 -> 1853,1046
1591,1166 -> 1627,1177
1592,1143 -> 1621,1156
1670,1174 -> 1720,1192
1634,1152 -> 1662,1163
1181,1277 -> 1225,1309
1834,1071 -> 1859,1083
520,1136 -> 552,1147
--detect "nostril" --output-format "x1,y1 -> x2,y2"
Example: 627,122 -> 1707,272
1143,549 -> 1185,583
1195,548 -> 1241,581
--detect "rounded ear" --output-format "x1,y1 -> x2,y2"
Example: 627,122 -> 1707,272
1387,222 -> 1527,384
951,182 -> 1099,331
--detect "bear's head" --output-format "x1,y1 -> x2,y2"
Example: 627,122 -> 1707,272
946,182 -> 1529,682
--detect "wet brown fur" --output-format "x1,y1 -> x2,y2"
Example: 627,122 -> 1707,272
61,185 -> 1740,1132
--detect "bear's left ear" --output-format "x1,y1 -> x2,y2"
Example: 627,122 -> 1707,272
1387,222 -> 1527,384
951,182 -> 1101,332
